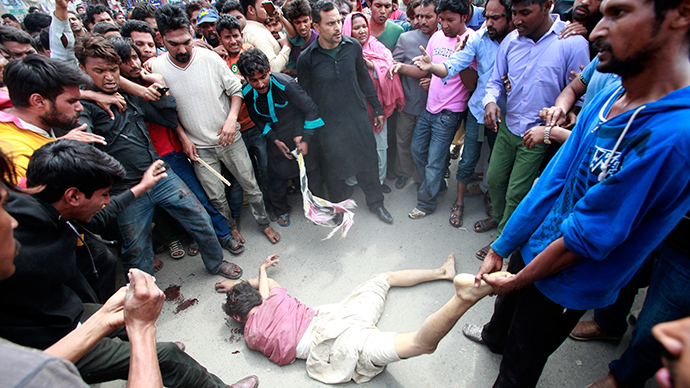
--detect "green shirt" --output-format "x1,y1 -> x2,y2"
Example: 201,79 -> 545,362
374,21 -> 404,52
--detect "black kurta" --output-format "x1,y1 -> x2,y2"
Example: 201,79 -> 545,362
297,36 -> 383,180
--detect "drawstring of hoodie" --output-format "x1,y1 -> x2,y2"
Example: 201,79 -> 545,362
59,216 -> 118,279
595,86 -> 647,182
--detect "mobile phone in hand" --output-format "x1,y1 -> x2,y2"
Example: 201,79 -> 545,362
156,86 -> 170,96
262,1 -> 276,15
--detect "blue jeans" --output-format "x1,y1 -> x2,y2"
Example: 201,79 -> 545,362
609,244 -> 690,387
455,112 -> 497,183
412,109 -> 464,213
117,171 -> 224,275
162,150 -> 232,237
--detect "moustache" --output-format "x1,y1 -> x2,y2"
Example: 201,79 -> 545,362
592,40 -> 612,52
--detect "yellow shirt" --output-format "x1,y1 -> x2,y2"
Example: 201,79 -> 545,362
0,120 -> 54,178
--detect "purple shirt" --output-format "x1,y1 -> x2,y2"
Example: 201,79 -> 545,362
482,15 -> 589,136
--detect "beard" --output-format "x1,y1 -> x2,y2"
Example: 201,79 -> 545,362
593,39 -> 659,78
175,52 -> 191,64
572,4 -> 591,22
205,32 -> 220,48
41,103 -> 79,130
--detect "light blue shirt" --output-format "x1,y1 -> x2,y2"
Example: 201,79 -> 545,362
580,56 -> 621,109
483,15 -> 590,136
441,28 -> 503,124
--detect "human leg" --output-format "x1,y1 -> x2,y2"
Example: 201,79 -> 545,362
242,126 -> 272,211
356,169 -> 385,209
497,140 -> 547,234
486,127 -> 518,236
384,253 -> 456,287
415,110 -> 463,213
193,147 -> 238,230
154,173 -> 225,273
608,244 -> 690,387
452,113 -> 483,227
393,272 -> 507,359
374,121 -> 388,185
267,168 -> 290,217
395,111 -> 419,186
163,151 -> 233,237
216,140 -> 272,232
117,191 -> 157,274
411,110 -> 433,190
75,337 -> 230,387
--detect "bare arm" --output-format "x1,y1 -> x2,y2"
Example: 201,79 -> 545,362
123,269 -> 165,388
258,254 -> 280,299
44,288 -> 127,362
540,76 -> 588,126
483,238 -> 582,294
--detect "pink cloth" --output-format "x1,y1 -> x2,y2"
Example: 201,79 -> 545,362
425,29 -> 477,114
244,288 -> 315,366
342,13 -> 405,132
0,89 -> 11,109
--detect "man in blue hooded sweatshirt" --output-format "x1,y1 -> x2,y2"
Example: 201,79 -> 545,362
460,0 -> 690,385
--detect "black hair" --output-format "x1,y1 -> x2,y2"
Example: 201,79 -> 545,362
436,0 -> 470,16
334,0 -> 354,14
109,36 -> 140,62
85,4 -> 113,28
120,19 -> 156,42
92,21 -> 121,35
155,4 -> 191,37
185,0 -> 209,20
0,25 -> 32,45
420,0 -> 439,9
1,14 -> 17,22
239,0 -> 255,16
37,28 -> 50,52
215,0 -> 229,12
311,0 -> 336,24
221,0 -> 243,14
27,6 -> 40,13
22,12 -> 51,35
4,54 -> 90,107
130,2 -> 157,21
26,140 -> 126,203
215,14 -> 242,34
510,0 -> 548,7
222,281 -> 263,318
74,34 -> 121,66
484,0 -> 512,20
237,47 -> 270,77
284,0 -> 312,21
649,0 -> 686,24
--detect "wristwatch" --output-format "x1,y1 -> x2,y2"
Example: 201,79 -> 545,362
544,126 -> 552,145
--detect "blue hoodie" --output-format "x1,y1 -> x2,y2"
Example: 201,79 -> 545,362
492,83 -> 690,310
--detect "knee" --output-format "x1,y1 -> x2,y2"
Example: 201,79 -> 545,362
156,342 -> 187,367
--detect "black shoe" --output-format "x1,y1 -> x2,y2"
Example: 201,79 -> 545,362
395,175 -> 408,189
444,167 -> 450,179
371,206 -> 393,224
381,183 -> 391,193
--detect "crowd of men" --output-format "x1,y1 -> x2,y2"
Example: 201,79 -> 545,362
0,0 -> 688,386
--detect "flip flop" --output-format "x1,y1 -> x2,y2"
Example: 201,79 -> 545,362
217,261 -> 243,279
449,203 -> 463,228
187,241 -> 199,256
278,212 -> 290,227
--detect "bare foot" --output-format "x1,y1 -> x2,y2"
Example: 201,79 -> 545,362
454,272 -> 512,302
439,253 -> 456,280
231,229 -> 245,244
215,279 -> 239,293
263,226 -> 280,244
153,257 -> 164,273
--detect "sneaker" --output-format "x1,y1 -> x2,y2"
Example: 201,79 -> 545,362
408,207 -> 427,219
220,235 -> 244,255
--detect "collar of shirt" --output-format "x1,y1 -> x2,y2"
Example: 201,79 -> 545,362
515,14 -> 565,45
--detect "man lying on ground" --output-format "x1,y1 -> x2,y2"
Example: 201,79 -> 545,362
216,253 -> 510,384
